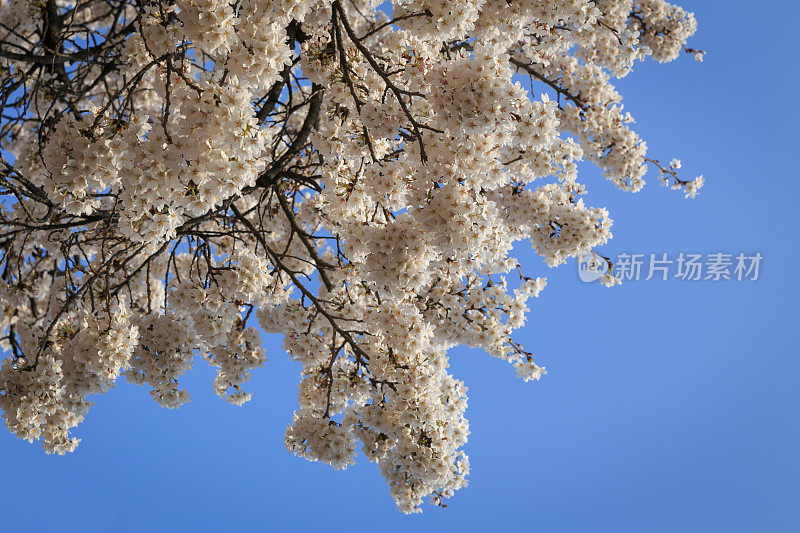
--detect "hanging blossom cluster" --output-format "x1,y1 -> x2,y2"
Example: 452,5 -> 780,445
0,0 -> 704,512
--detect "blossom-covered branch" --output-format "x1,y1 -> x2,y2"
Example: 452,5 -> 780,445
0,0 -> 704,513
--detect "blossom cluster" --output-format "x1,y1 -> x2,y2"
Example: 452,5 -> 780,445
0,0 -> 703,513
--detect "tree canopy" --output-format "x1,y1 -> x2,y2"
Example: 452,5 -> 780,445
0,0 -> 703,512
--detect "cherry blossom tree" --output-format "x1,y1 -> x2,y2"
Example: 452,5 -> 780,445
0,0 -> 704,512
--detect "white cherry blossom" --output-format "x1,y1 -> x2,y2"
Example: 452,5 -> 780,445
0,0 -> 704,513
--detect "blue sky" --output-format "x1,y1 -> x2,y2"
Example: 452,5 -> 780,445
1,1 -> 798,531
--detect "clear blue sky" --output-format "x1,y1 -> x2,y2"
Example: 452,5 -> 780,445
1,1 -> 798,531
